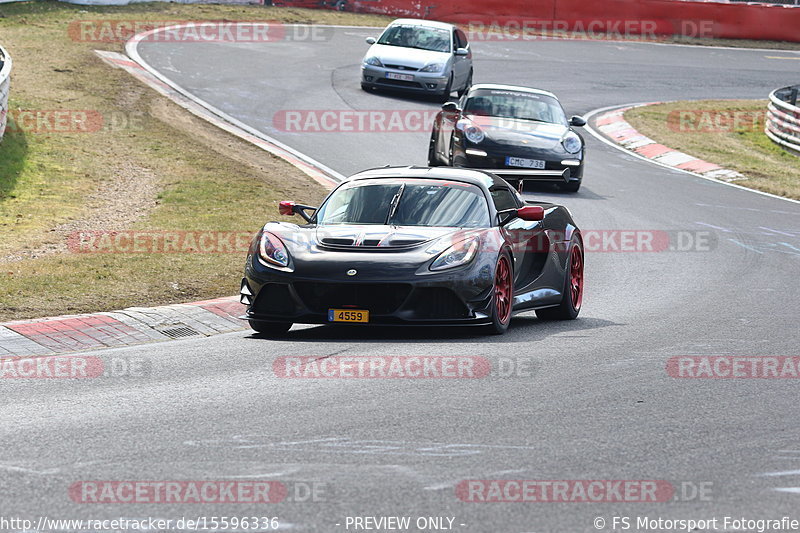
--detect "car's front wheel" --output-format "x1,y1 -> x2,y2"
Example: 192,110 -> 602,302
428,130 -> 442,166
249,320 -> 292,336
439,74 -> 453,103
484,253 -> 513,335
535,236 -> 583,320
457,69 -> 473,97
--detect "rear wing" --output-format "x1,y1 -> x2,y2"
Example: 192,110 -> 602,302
479,168 -> 571,192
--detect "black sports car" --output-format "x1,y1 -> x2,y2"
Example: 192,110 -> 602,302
240,166 -> 583,336
428,84 -> 587,192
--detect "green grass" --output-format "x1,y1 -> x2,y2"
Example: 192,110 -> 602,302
625,100 -> 800,199
0,1 -> 389,321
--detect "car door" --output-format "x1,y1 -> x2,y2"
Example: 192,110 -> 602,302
451,29 -> 470,87
491,186 -> 547,291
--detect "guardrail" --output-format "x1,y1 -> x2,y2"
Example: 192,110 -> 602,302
766,86 -> 800,156
0,44 -> 11,143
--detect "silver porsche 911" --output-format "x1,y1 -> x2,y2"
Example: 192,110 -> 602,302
361,19 -> 473,102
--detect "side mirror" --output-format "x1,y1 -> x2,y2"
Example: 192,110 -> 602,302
279,201 -> 317,222
569,115 -> 587,127
441,101 -> 460,112
517,205 -> 544,222
454,47 -> 469,56
365,37 -> 376,45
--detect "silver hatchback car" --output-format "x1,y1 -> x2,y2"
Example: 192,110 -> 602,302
361,19 -> 473,101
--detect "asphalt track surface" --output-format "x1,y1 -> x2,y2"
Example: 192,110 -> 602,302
3,27 -> 800,533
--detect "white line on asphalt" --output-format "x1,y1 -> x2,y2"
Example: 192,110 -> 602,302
125,25 -> 346,184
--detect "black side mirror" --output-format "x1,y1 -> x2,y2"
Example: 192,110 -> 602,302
569,115 -> 587,127
441,101 -> 460,112
365,37 -> 376,45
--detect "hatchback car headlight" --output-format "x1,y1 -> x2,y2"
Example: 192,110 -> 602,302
364,56 -> 383,67
420,63 -> 444,73
430,238 -> 479,271
258,231 -> 290,268
562,132 -> 582,154
463,123 -> 485,144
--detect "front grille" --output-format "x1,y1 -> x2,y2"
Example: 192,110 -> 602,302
384,64 -> 419,71
321,237 -> 355,246
402,288 -> 470,319
294,282 -> 412,315
377,78 -> 423,88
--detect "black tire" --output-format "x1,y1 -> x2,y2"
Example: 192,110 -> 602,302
483,252 -> 513,335
558,180 -> 581,193
249,320 -> 292,336
427,131 -> 441,166
439,74 -> 454,103
360,82 -> 372,91
457,69 -> 473,97
535,236 -> 583,320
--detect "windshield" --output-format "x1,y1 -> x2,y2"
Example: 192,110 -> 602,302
377,24 -> 451,53
314,179 -> 490,227
464,89 -> 568,125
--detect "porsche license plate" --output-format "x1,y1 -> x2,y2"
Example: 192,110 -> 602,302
328,309 -> 369,323
506,157 -> 546,169
386,72 -> 414,82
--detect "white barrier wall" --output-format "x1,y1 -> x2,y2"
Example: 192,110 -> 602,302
0,45 -> 11,143
766,86 -> 800,156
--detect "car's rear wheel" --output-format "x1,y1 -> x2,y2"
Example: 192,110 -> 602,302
249,320 -> 292,336
484,253 -> 513,335
536,237 -> 583,320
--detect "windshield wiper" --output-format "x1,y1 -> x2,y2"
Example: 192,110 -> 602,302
386,184 -> 406,224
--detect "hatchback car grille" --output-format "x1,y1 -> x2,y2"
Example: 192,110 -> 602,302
294,282 -> 412,315
384,64 -> 419,71
377,78 -> 424,88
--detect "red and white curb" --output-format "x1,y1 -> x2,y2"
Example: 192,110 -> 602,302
592,103 -> 746,182
0,297 -> 245,358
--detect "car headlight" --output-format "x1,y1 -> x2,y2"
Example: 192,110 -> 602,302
430,238 -> 479,271
562,132 -> 582,154
364,56 -> 383,67
463,123 -> 485,144
420,63 -> 444,73
258,231 -> 290,268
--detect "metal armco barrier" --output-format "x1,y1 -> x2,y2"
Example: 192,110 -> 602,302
0,44 -> 11,143
766,86 -> 800,156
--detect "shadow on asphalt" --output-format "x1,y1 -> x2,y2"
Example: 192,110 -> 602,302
244,316 -> 621,344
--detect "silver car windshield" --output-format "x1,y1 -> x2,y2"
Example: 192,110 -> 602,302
464,89 -> 568,125
315,180 -> 490,227
377,25 -> 451,53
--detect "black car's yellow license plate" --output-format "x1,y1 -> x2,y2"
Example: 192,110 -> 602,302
328,309 -> 369,323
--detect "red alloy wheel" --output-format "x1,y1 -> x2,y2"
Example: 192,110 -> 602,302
569,245 -> 584,310
494,256 -> 512,324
